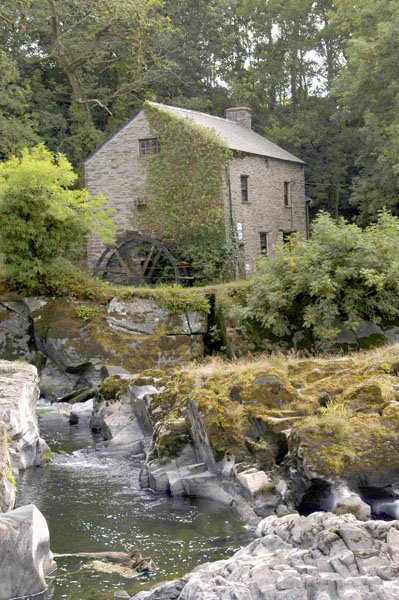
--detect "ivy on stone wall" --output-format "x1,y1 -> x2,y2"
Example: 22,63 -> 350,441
139,102 -> 235,283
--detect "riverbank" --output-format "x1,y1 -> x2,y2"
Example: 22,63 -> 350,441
0,360 -> 54,600
3,292 -> 399,598
16,403 -> 253,599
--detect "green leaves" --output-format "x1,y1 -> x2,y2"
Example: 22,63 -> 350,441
241,210 -> 399,349
0,144 -> 115,290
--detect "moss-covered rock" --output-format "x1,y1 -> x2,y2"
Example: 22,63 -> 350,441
147,343 -> 399,506
31,297 -> 205,377
97,376 -> 130,402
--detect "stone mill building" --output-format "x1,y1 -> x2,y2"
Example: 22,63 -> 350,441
85,102 -> 306,283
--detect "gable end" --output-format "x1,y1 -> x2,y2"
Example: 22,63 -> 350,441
84,109 -> 143,164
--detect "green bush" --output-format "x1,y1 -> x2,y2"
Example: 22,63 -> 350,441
240,211 -> 399,349
0,144 -> 115,291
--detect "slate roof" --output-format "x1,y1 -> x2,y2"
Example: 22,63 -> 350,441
147,102 -> 304,164
85,102 -> 304,164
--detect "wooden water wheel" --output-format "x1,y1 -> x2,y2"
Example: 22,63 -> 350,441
93,234 -> 191,286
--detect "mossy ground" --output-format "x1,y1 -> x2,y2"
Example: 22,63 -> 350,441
149,343 -> 399,483
0,265 -> 210,314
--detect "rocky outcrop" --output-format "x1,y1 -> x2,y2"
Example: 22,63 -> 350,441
132,512 -> 399,599
90,376 -> 158,456
0,294 -> 208,400
0,504 -> 56,600
0,360 -> 47,512
133,345 -> 399,523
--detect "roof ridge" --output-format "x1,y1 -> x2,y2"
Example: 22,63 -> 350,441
147,101 -> 236,126
85,102 -> 304,165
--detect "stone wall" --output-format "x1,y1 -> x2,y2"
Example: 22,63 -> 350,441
85,110 -> 306,275
85,111 -> 153,271
226,154 -> 306,274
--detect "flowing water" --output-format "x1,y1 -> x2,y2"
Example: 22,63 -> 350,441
16,408 -> 253,600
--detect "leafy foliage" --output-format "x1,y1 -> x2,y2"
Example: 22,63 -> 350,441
139,102 -> 235,282
239,211 -> 399,349
0,0 -> 398,222
333,0 -> 399,222
74,305 -> 99,322
0,145 -> 115,290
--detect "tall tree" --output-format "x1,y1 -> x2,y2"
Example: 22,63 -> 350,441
333,0 -> 399,221
0,0 -> 172,165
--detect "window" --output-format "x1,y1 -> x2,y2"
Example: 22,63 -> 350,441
139,138 -> 160,157
284,181 -> 291,206
259,232 -> 268,255
241,175 -> 249,202
282,230 -> 297,243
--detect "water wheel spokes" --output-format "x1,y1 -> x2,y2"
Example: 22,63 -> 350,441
93,235 -> 192,286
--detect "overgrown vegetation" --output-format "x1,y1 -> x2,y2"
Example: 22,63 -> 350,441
140,102 -> 235,283
0,258 -> 210,314
149,342 -> 399,482
0,145 -> 114,291
237,211 -> 399,349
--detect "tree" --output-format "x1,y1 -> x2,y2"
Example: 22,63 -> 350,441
240,211 -> 399,349
0,145 -> 115,290
0,0 -> 173,167
0,52 -> 40,160
333,0 -> 399,221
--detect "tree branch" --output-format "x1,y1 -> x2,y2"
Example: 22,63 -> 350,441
0,12 -> 14,29
47,0 -> 111,115
76,97 -> 112,114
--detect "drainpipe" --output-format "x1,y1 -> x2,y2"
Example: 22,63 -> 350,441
305,196 -> 311,239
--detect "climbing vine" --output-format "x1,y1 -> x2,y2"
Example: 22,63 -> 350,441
139,102 -> 235,283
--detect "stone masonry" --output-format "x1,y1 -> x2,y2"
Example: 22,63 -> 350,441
85,104 -> 306,275
226,154 -> 305,276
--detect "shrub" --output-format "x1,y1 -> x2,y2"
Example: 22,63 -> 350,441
0,144 -> 115,291
240,211 -> 399,349
74,304 -> 99,322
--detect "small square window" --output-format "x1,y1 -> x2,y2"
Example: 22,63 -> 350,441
284,181 -> 291,206
241,175 -> 249,203
139,138 -> 160,157
259,232 -> 268,255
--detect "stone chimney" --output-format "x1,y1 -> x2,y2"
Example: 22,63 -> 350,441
225,107 -> 252,129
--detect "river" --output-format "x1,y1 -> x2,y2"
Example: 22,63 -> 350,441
16,406 -> 253,600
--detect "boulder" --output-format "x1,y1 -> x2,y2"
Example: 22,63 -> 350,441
333,484 -> 371,521
0,297 -> 42,364
90,379 -> 158,455
31,297 -> 206,378
0,360 -> 46,472
70,398 -> 94,425
132,512 -> 399,599
107,298 -> 206,336
0,504 -> 56,600
0,360 -> 47,512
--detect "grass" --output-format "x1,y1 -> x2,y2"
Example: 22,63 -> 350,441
0,262 -> 211,314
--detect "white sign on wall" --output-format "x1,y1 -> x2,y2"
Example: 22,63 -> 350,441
237,222 -> 243,241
